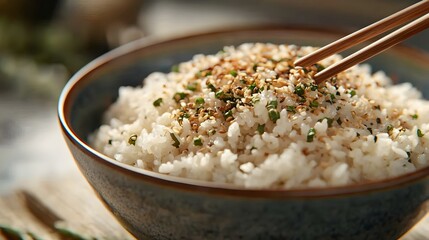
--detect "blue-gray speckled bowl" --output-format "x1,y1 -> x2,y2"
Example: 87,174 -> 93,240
58,27 -> 429,240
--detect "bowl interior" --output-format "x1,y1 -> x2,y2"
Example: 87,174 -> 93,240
60,27 -> 429,190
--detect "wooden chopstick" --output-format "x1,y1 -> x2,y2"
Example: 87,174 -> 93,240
313,14 -> 429,83
294,0 -> 429,68
313,13 -> 429,83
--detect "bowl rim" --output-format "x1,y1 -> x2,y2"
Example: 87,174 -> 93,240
58,25 -> 429,198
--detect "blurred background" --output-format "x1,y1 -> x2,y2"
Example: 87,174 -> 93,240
0,0 -> 426,194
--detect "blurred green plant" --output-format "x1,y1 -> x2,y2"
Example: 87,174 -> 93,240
0,17 -> 96,99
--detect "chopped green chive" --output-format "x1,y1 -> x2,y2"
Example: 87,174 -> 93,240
349,90 -> 356,97
173,92 -> 187,102
171,65 -> 179,72
182,112 -> 190,118
153,98 -> 163,107
386,124 -> 393,132
195,97 -> 205,105
248,83 -> 257,91
267,100 -> 278,110
207,83 -> 216,92
215,90 -> 234,102
417,129 -> 424,137
170,133 -> 180,148
258,86 -> 265,93
186,83 -> 197,91
193,137 -> 203,146
330,94 -> 336,102
314,64 -> 325,72
286,106 -> 296,113
215,90 -> 224,99
294,85 -> 305,96
253,64 -> 258,72
230,70 -> 238,77
128,134 -> 137,145
268,109 -> 280,122
310,100 -> 319,108
310,84 -> 318,91
307,128 -> 316,142
224,110 -> 233,118
412,114 -> 418,119
257,124 -> 265,134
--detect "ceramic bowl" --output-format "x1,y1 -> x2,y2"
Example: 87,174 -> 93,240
58,27 -> 429,240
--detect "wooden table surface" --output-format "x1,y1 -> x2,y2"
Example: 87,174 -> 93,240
0,171 -> 428,240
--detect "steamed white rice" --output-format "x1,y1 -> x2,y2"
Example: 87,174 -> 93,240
90,43 -> 429,189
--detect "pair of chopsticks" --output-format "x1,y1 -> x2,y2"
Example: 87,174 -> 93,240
294,0 -> 429,84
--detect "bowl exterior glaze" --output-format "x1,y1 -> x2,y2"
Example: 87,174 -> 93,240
59,27 -> 429,240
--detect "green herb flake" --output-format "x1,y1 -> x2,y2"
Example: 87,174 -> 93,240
310,100 -> 319,108
215,90 -> 224,99
128,134 -> 137,145
349,90 -> 356,97
310,84 -> 318,91
417,129 -> 424,137
307,128 -> 316,142
248,83 -> 257,91
330,94 -> 336,102
314,64 -> 325,72
183,112 -> 190,118
257,124 -> 265,134
207,83 -> 217,92
230,70 -> 238,77
286,106 -> 296,113
171,65 -> 179,72
267,100 -> 278,110
173,92 -> 187,102
268,109 -> 280,122
386,124 -> 393,132
170,133 -> 180,148
258,86 -> 265,93
193,137 -> 203,146
412,114 -> 419,119
294,85 -> 305,97
186,83 -> 197,91
195,97 -> 205,105
224,110 -> 233,118
153,98 -> 163,107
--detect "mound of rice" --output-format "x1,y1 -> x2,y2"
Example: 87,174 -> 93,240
90,43 -> 429,189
